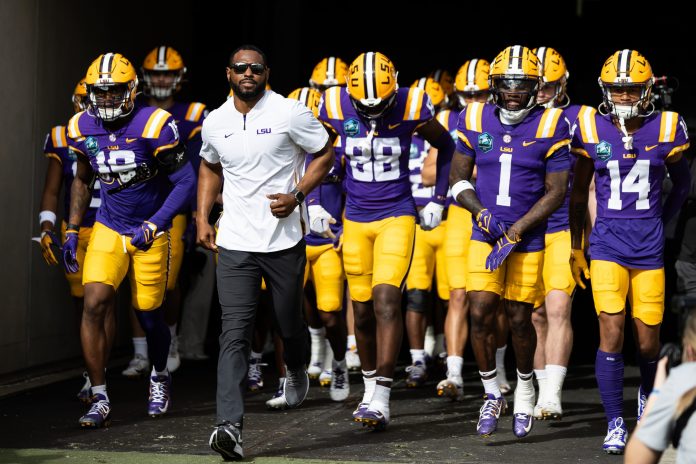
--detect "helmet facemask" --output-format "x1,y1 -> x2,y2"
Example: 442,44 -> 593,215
490,76 -> 539,123
455,90 -> 491,109
142,69 -> 184,99
537,78 -> 569,109
599,80 -> 653,120
88,82 -> 137,121
351,92 -> 397,120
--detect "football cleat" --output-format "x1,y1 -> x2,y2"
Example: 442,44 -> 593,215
148,371 -> 171,418
330,364 -> 350,402
405,361 -> 428,388
637,386 -> 647,423
513,413 -> 533,438
476,394 -> 507,436
246,357 -> 266,393
77,371 -> 92,404
541,398 -> 563,420
497,369 -> 512,395
266,379 -> 287,410
352,402 -> 369,422
345,346 -> 361,371
436,376 -> 464,401
79,393 -> 111,428
209,421 -> 244,461
361,404 -> 390,430
319,369 -> 332,387
122,354 -> 149,378
603,417 -> 628,454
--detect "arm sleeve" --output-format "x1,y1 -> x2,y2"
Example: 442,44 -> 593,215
199,119 -> 220,164
430,130 -> 455,199
663,155 -> 692,223
148,161 -> 196,230
546,145 -> 571,173
289,101 -> 329,155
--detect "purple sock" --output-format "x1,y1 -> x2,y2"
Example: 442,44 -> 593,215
135,307 -> 171,373
595,350 -> 624,422
638,354 -> 658,395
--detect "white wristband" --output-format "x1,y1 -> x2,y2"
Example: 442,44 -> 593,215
451,180 -> 475,202
39,210 -> 56,226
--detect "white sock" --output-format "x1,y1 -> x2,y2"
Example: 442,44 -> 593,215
410,349 -> 426,365
168,323 -> 177,337
546,364 -> 567,397
434,333 -> 446,355
361,370 -> 376,404
446,356 -> 463,379
91,384 -> 109,402
250,350 -> 263,361
495,345 -> 507,374
347,334 -> 357,349
309,326 -> 325,338
133,337 -> 148,358
514,370 -> 535,414
424,325 -> 436,357
480,369 -> 501,398
278,377 -> 286,390
535,369 -> 547,404
370,384 -> 391,410
323,339 -> 334,372
534,369 -> 547,380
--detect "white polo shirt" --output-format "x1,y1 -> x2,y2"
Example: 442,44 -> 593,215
200,90 -> 329,252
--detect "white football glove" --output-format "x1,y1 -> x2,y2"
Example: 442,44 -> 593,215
308,204 -> 336,239
419,201 -> 445,231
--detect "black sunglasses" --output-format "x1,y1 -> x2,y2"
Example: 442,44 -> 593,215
231,62 -> 266,75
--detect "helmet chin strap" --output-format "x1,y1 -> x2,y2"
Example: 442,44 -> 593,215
499,107 -> 531,125
359,120 -> 377,151
617,116 -> 633,150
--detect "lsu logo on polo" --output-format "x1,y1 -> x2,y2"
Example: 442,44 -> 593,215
596,140 -> 612,161
478,132 -> 493,153
344,118 -> 359,137
257,128 -> 272,135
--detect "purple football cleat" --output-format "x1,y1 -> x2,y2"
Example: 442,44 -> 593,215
476,393 -> 507,436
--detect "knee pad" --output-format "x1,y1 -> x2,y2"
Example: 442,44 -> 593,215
407,289 -> 430,313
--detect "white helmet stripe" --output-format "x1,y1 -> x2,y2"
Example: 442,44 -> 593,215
327,56 -> 336,80
158,46 -> 167,66
100,53 -> 114,75
536,47 -> 547,69
619,49 -> 631,77
364,52 -> 375,100
510,45 -> 522,71
467,59 -> 478,85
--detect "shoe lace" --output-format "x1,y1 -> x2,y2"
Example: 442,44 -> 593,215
150,377 -> 169,403
88,399 -> 110,417
129,355 -> 146,368
607,418 -> 626,442
286,368 -> 303,386
247,359 -> 266,382
515,413 -> 530,421
479,398 -> 501,420
405,363 -> 424,377
333,368 -> 346,389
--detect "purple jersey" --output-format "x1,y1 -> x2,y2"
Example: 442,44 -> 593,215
66,105 -> 180,234
456,103 -> 570,252
409,134 -> 433,207
43,125 -> 100,227
546,104 -> 587,233
318,86 -> 434,222
435,109 -> 460,208
166,101 -> 207,173
305,151 -> 345,246
572,108 -> 690,268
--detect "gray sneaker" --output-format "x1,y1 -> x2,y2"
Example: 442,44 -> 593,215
283,365 -> 309,408
209,421 -> 243,460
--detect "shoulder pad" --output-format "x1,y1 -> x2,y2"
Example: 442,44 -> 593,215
49,125 -> 68,148
185,102 -> 207,122
463,102 -> 484,133
323,86 -> 344,120
534,107 -> 564,138
141,108 -> 173,139
436,109 -> 451,127
67,112 -> 85,140
402,87 -> 426,121
575,106 -> 599,144
659,111 -> 680,143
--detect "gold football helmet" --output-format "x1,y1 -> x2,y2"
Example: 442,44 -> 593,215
84,52 -> 138,121
533,47 -> 569,108
411,77 -> 445,108
72,78 -> 88,113
489,45 -> 541,122
141,46 -> 186,99
288,87 -> 322,117
454,59 -> 491,108
309,56 -> 348,91
346,51 -> 398,119
598,49 -> 654,119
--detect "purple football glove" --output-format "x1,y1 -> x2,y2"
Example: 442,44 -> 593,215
485,232 -> 521,271
62,229 -> 79,274
129,221 -> 158,251
475,208 -> 506,242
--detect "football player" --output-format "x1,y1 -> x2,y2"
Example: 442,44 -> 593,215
405,77 -> 448,388
450,45 -> 570,437
309,56 -> 349,92
37,78 -> 109,403
569,49 -> 691,454
64,52 -> 195,428
530,46 -> 583,421
318,51 -> 454,429
119,46 -> 207,376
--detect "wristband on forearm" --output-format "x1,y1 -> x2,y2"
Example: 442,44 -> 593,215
39,210 -> 57,226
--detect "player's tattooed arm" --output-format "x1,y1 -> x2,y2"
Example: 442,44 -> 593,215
68,153 -> 93,227
568,156 -> 595,249
449,150 -> 485,215
508,169 -> 569,241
